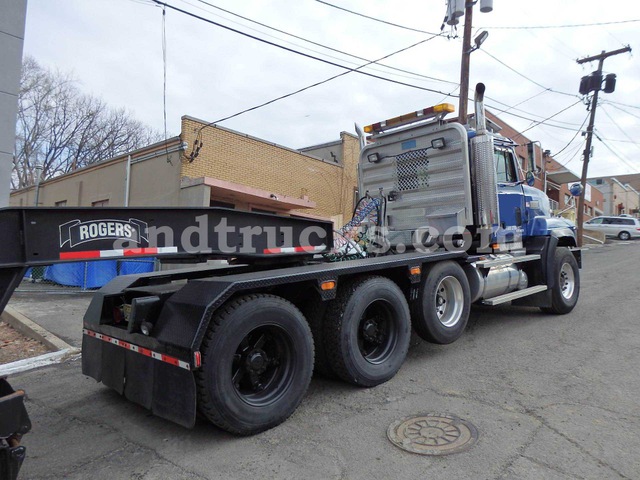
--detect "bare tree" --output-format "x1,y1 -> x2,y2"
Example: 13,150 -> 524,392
12,57 -> 162,189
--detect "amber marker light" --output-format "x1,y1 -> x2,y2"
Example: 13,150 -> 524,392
320,280 -> 337,291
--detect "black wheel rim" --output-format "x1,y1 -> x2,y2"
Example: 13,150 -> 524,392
357,300 -> 398,364
231,325 -> 295,407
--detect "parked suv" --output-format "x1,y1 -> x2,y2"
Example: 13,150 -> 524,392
583,215 -> 640,240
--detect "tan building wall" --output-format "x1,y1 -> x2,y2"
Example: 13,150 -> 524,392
179,117 -> 360,224
10,120 -> 361,227
10,139 -> 183,207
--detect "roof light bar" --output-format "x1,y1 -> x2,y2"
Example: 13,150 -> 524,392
364,103 -> 455,134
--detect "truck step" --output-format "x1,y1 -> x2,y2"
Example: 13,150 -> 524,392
482,285 -> 548,306
474,254 -> 541,269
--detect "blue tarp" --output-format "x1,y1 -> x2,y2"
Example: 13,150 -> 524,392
44,260 -> 118,289
119,259 -> 155,275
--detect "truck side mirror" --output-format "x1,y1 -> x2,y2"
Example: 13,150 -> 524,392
525,171 -> 535,186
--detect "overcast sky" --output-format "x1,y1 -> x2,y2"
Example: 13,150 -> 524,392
23,0 -> 640,178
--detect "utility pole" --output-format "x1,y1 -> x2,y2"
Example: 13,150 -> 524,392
575,46 -> 631,246
451,0 -> 491,126
458,3 -> 474,125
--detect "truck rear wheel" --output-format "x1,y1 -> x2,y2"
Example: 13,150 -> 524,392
540,247 -> 580,314
411,261 -> 470,344
195,294 -> 314,435
324,276 -> 411,387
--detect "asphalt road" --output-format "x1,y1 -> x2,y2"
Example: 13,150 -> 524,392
8,240 -> 640,479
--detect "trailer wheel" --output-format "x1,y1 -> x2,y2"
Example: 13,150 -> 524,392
324,276 -> 411,387
301,296 -> 335,378
540,247 -> 580,315
195,294 -> 314,435
411,261 -> 470,344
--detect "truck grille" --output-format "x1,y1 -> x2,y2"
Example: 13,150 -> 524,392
396,149 -> 430,191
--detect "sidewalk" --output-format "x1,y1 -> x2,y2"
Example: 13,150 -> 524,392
7,293 -> 93,348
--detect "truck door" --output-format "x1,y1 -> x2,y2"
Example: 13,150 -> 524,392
495,147 -> 526,237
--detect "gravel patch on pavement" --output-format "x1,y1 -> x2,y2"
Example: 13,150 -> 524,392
0,321 -> 51,364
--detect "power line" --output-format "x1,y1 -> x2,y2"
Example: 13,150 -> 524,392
593,131 -> 640,173
602,99 -> 640,111
186,0 -> 458,86
487,105 -> 586,132
185,34 -> 443,160
599,105 -> 640,150
150,0 -> 455,97
480,49 -> 578,98
553,112 -> 590,157
148,0 -> 592,138
602,102 -> 640,121
314,0 -> 440,35
510,100 -> 583,141
484,18 -> 640,29
489,89 -> 551,117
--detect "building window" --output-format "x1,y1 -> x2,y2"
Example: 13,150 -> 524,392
210,200 -> 235,209
564,194 -> 571,205
92,199 -> 109,207
55,200 -> 67,207
252,208 -> 276,215
596,179 -> 603,185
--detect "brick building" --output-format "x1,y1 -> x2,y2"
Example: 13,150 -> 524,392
588,175 -> 640,217
10,116 -> 361,226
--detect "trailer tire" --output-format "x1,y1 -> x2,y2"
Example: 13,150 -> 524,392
324,276 -> 411,387
195,294 -> 314,435
301,296 -> 334,378
540,247 -> 580,315
411,261 -> 470,344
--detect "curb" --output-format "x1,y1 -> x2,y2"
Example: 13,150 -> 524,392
1,306 -> 80,376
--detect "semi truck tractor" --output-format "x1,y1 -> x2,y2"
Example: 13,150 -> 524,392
0,84 -> 580,444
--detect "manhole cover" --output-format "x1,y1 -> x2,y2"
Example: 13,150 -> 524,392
387,413 -> 478,455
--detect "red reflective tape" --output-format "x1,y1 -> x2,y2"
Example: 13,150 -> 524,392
263,247 -> 282,254
138,347 -> 152,357
194,351 -> 202,368
83,329 -> 192,370
60,250 -> 101,260
162,355 -> 180,366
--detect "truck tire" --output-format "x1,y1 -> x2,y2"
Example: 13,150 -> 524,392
195,294 -> 314,435
324,276 -> 411,387
301,296 -> 334,378
540,247 -> 580,315
411,261 -> 470,344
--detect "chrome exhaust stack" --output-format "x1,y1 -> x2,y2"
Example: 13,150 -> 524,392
471,83 -> 499,229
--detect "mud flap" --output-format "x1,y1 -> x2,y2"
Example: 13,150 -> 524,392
82,335 -> 196,428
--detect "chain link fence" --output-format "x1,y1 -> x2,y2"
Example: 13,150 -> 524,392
18,258 -> 159,293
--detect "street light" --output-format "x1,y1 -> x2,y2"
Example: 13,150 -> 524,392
467,31 -> 489,53
452,0 -> 494,125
